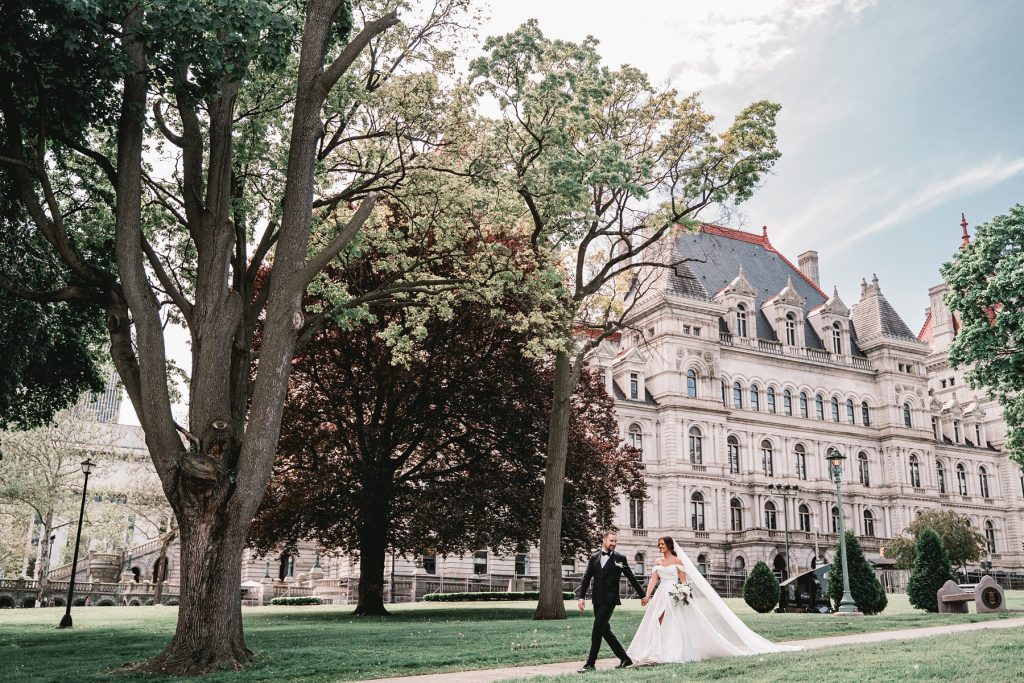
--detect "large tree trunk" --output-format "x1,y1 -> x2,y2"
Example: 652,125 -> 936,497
34,512 -> 53,606
354,476 -> 393,616
534,350 -> 575,620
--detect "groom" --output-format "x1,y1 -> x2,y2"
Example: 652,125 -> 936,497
576,531 -> 645,673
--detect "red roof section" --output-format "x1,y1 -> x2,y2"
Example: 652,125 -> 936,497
698,223 -> 829,299
918,310 -> 933,343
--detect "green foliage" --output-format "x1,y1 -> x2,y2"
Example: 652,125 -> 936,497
742,561 -> 780,613
886,510 -> 985,570
423,591 -> 575,602
907,528 -> 954,613
269,596 -> 322,606
828,532 -> 887,614
942,204 -> 1024,464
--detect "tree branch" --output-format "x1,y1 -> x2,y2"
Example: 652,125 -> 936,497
141,235 -> 194,322
319,10 -> 401,96
297,192 -> 379,286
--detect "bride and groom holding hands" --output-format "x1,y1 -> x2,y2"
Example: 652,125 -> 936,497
576,531 -> 799,672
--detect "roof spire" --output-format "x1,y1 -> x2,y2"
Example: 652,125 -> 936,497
762,225 -> 769,244
960,212 -> 970,249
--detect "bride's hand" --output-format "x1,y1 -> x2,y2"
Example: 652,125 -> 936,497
641,597 -> 649,606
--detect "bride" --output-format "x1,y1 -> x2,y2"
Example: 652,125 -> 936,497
626,536 -> 801,665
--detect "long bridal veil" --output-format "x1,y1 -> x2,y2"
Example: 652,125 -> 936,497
678,550 -> 802,655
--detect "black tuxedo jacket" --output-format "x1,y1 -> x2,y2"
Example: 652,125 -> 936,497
578,550 -> 645,605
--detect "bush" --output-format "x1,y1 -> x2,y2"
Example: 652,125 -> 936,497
423,591 -> 575,602
270,596 -> 323,606
828,532 -> 887,614
907,527 -> 954,612
743,561 -> 780,613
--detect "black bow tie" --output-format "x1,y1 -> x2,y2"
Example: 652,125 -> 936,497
602,551 -> 612,556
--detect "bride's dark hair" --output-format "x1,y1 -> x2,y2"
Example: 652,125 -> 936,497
659,536 -> 678,557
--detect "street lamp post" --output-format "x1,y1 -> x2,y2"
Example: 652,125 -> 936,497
58,458 -> 96,629
767,483 -> 797,579
824,450 -> 861,616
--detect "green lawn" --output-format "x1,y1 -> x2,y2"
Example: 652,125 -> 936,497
0,592 -> 1021,682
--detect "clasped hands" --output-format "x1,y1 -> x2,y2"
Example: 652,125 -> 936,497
577,597 -> 650,610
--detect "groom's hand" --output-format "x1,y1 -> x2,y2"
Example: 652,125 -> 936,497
577,599 -> 586,611
641,597 -> 649,606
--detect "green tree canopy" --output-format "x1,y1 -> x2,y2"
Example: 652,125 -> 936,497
886,509 -> 984,570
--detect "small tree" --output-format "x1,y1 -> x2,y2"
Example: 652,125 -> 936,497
828,532 -> 887,615
907,528 -> 954,613
886,510 -> 984,571
743,561 -> 780,613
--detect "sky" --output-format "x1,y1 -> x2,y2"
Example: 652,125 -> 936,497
122,0 -> 1024,424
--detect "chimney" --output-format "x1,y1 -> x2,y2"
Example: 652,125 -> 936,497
797,250 -> 820,286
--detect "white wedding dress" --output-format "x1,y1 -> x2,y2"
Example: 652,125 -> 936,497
627,552 -> 802,665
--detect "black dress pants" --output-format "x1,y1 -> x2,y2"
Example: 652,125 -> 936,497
586,602 -> 628,665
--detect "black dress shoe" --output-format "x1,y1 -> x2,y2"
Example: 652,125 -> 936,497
616,659 -> 633,669
577,665 -> 596,673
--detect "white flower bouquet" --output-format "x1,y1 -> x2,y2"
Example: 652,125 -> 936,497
669,581 -> 693,606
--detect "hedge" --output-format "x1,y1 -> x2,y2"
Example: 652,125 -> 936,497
270,596 -> 323,606
828,531 -> 887,614
742,561 -> 780,613
424,591 -> 575,602
907,527 -> 954,612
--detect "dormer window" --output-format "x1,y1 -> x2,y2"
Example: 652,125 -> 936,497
630,372 -> 639,400
785,313 -> 797,346
832,322 -> 842,354
736,303 -> 749,337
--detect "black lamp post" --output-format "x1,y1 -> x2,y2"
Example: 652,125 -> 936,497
767,483 -> 797,579
58,457 -> 95,629
824,449 -> 861,616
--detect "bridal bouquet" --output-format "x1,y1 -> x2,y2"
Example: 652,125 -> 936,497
669,581 -> 694,606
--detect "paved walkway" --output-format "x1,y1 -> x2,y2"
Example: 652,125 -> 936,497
358,617 -> 1024,683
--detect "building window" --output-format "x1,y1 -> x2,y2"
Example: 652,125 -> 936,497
767,386 -> 777,413
794,443 -> 807,480
515,553 -> 528,576
784,389 -> 793,416
831,396 -> 840,422
800,392 -> 809,418
761,439 -> 774,477
858,452 -> 870,487
727,435 -> 741,474
956,463 -> 968,495
628,424 -> 643,454
798,504 -> 811,532
950,377 -> 956,386
941,379 -> 947,388
686,369 -> 697,398
937,462 -> 947,494
721,380 -> 727,405
863,510 -> 875,537
697,554 -> 710,575
861,401 -> 871,426
693,327 -> 701,337
831,506 -> 840,534
691,492 -> 706,531
903,403 -> 912,428
730,498 -> 744,531
421,555 -> 437,574
750,384 -> 760,411
764,501 -> 778,530
634,552 -> 646,575
832,322 -> 843,354
737,304 -> 748,337
847,399 -> 855,424
785,313 -> 797,346
815,394 -> 825,420
474,551 -> 488,575
630,496 -> 645,529
932,416 -> 940,441
630,373 -> 639,400
683,324 -> 691,335
733,382 -> 743,409
1019,467 -> 1023,497
975,424 -> 982,446
909,454 -> 921,488
984,521 -> 996,554
688,426 -> 703,464
979,466 -> 990,498
953,420 -> 961,443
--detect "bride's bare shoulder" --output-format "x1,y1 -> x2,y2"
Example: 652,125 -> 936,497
654,558 -> 665,566
669,558 -> 685,567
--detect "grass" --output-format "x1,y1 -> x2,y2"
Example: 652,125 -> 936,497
0,592 -> 1021,682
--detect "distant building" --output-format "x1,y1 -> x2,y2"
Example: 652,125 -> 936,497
73,364 -> 122,424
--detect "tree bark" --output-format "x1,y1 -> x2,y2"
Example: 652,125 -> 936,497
34,512 -> 53,607
354,475 -> 393,616
534,350 -> 574,620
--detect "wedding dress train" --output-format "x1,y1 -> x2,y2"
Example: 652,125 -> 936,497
626,552 -> 802,665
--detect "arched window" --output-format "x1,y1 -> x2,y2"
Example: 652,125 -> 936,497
985,521 -> 996,553
697,554 -> 709,575
767,386 -> 777,413
630,496 -> 645,529
733,556 -> 746,572
979,466 -> 990,498
903,402 -> 913,428
861,401 -> 871,426
783,389 -> 793,416
799,392 -> 809,418
764,501 -> 778,530
831,396 -> 840,422
688,426 -> 703,464
628,424 -> 643,454
686,369 -> 698,398
785,312 -> 797,346
815,394 -> 825,420
727,435 -> 741,474
956,463 -> 968,495
832,321 -> 843,354
730,498 -> 743,531
750,384 -> 760,411
858,452 -> 870,487
691,492 -> 706,530
831,506 -> 840,534
761,439 -> 774,477
733,382 -> 743,409
474,550 -> 488,575
721,380 -> 727,405
937,461 -> 947,494
794,443 -> 807,480
846,398 -> 855,424
863,509 -> 875,537
798,504 -> 811,532
633,552 -> 645,576
909,454 -> 921,488
736,303 -> 748,337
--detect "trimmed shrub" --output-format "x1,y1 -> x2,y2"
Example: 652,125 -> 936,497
828,532 -> 887,614
907,527 -> 954,612
743,561 -> 780,613
423,591 -> 575,602
270,596 -> 323,606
